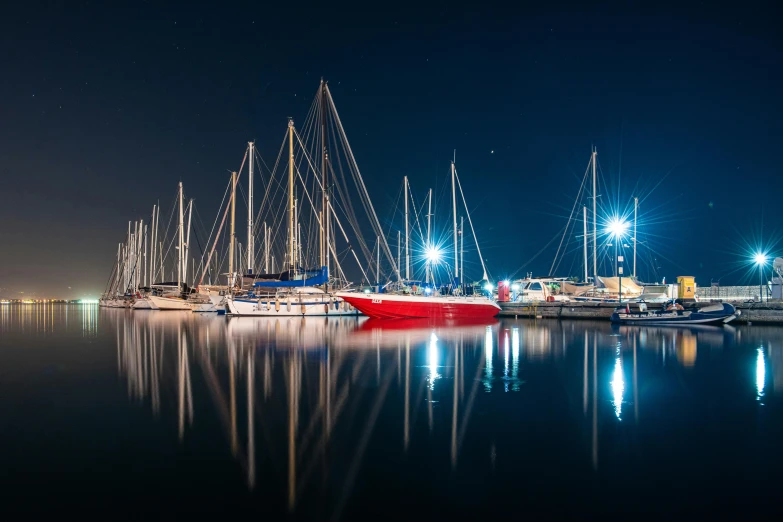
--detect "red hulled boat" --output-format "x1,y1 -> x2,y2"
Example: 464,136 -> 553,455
335,291 -> 500,320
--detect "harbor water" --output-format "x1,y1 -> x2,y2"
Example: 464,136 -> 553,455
1,304 -> 782,519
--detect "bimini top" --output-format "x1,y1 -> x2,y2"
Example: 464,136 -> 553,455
253,267 -> 328,288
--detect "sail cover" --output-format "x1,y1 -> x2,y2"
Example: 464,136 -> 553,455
596,276 -> 643,295
253,267 -> 328,288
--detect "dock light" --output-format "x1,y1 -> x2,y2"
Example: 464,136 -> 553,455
425,287 -> 432,295
607,217 -> 630,238
426,247 -> 443,263
502,280 -> 510,287
511,284 -> 520,291
483,283 -> 493,292
754,253 -> 768,266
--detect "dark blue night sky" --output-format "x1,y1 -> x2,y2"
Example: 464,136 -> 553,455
0,2 -> 780,297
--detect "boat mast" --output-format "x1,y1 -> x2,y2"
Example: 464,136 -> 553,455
451,160 -> 458,285
143,222 -> 148,288
583,206 -> 588,283
264,222 -> 269,273
248,141 -> 255,275
150,204 -> 157,285
126,221 -> 131,292
633,197 -> 638,279
426,188 -> 432,284
460,216 -> 464,286
116,243 -> 121,296
404,176 -> 409,281
592,148 -> 597,283
184,199 -> 193,286
320,80 -> 330,284
397,231 -> 401,280
229,172 -> 237,288
376,236 -> 380,292
178,182 -> 184,292
288,119 -> 295,273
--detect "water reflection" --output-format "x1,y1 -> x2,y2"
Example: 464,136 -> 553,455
611,347 -> 625,420
0,302 -> 99,336
757,347 -> 766,402
427,332 -> 439,390
11,307 -> 783,518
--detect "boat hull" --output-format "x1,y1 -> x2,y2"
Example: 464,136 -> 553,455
147,295 -> 192,311
100,298 -> 133,308
226,295 -> 360,317
336,292 -> 500,320
610,303 -> 737,326
132,298 -> 157,310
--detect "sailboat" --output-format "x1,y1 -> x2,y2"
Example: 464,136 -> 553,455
224,118 -> 359,317
337,161 -> 500,320
148,182 -> 192,311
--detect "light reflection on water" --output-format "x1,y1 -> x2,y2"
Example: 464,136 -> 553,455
757,347 -> 766,402
611,347 -> 625,420
3,306 -> 783,518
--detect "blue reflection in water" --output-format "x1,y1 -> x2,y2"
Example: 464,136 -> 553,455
484,326 -> 493,392
503,331 -> 510,392
611,346 -> 625,420
511,328 -> 520,391
756,347 -> 765,402
428,332 -> 440,391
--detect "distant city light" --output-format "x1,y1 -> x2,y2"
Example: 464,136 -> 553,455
79,299 -> 99,304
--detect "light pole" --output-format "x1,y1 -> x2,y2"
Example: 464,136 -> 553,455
608,218 -> 630,301
755,253 -> 768,303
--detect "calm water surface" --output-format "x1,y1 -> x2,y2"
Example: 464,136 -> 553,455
1,304 -> 782,519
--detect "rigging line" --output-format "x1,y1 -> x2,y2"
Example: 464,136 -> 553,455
406,178 -> 428,248
325,85 -> 399,280
550,159 -> 592,276
199,177 -> 232,269
292,131 -> 364,282
509,232 -> 563,280
157,190 -> 181,275
327,200 -> 366,285
198,151 -> 248,286
326,115 -> 371,263
253,129 -> 288,234
453,168 -> 488,281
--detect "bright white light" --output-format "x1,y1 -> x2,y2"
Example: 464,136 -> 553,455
754,253 -> 768,266
511,284 -> 520,291
484,283 -> 493,292
503,280 -> 510,286
424,287 -> 432,295
606,217 -> 630,238
611,351 -> 625,420
756,347 -> 765,401
428,332 -> 439,390
363,289 -> 371,294
426,247 -> 443,263
484,326 -> 493,392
